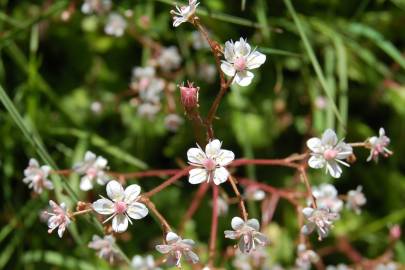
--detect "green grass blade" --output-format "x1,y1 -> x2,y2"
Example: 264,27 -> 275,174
283,0 -> 344,128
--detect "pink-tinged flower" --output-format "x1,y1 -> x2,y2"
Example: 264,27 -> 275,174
164,114 -> 184,132
131,255 -> 161,270
170,0 -> 200,27
81,0 -> 111,14
301,207 -> 339,241
131,66 -> 165,104
45,200 -> 71,238
367,127 -> 393,162
307,129 -> 353,178
311,184 -> 343,213
137,103 -> 161,120
88,234 -> 121,264
346,186 -> 366,214
155,232 -> 199,267
244,186 -> 266,201
220,38 -> 266,87
105,13 -> 127,37
73,151 -> 109,191
187,139 -> 235,185
232,248 -> 269,270
224,217 -> 268,254
157,46 -> 182,72
295,244 -> 319,270
23,158 -> 53,194
92,180 -> 148,233
180,81 -> 199,109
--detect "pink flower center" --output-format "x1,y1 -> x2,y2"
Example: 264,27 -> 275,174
323,149 -> 338,160
202,158 -> 216,171
86,167 -> 98,178
234,57 -> 247,71
139,78 -> 150,90
114,201 -> 127,214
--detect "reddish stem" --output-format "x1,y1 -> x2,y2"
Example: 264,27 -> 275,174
208,183 -> 219,266
144,167 -> 190,197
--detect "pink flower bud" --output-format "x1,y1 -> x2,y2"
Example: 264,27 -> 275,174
390,225 -> 401,240
180,82 -> 199,109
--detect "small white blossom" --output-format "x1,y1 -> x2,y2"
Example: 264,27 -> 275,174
90,101 -> 103,114
295,244 -> 319,270
164,114 -> 184,132
311,184 -> 343,213
375,262 -> 397,270
232,248 -> 270,270
346,186 -> 366,214
187,139 -> 235,185
307,129 -> 353,178
105,13 -> 127,37
92,180 -> 148,233
301,207 -> 339,241
23,158 -> 53,194
131,66 -> 165,103
131,255 -> 161,270
137,103 -> 161,120
170,0 -> 199,27
224,217 -> 268,254
326,264 -> 352,270
88,235 -> 121,264
367,127 -> 392,162
157,46 -> 182,72
155,232 -> 199,267
45,200 -> 71,238
220,38 -> 266,87
244,186 -> 266,201
73,151 -> 109,191
81,0 -> 111,14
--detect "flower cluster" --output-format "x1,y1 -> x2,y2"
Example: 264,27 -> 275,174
88,234 -> 121,264
170,0 -> 199,27
367,127 -> 392,162
295,244 -> 319,270
311,184 -> 343,213
73,151 -> 109,191
23,158 -> 53,194
44,200 -> 71,238
346,186 -> 366,214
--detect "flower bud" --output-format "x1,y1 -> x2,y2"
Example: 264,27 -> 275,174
180,82 -> 199,109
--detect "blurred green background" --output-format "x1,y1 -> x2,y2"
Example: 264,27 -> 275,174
0,0 -> 405,269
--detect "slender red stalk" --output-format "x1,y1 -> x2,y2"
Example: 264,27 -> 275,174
208,183 -> 219,266
144,167 -> 190,197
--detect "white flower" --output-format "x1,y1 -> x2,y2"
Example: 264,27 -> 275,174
295,244 -> 319,270
375,262 -> 397,270
232,248 -> 269,270
105,13 -> 127,37
311,184 -> 343,213
157,46 -> 182,72
45,200 -> 71,238
187,139 -> 235,185
367,127 -> 392,162
81,0 -> 111,14
155,232 -> 199,267
346,186 -> 366,214
131,255 -> 161,270
164,114 -> 184,132
131,66 -> 165,103
224,217 -> 268,254
170,0 -> 199,27
301,207 -> 339,241
92,180 -> 148,233
73,151 -> 109,191
137,103 -> 161,120
88,235 -> 121,264
220,38 -> 266,87
244,186 -> 266,201
23,158 -> 53,194
306,129 -> 353,178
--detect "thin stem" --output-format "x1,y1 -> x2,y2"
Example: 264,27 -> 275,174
108,169 -> 181,179
208,184 -> 219,266
349,142 -> 367,148
141,197 -> 172,233
69,208 -> 93,217
228,175 -> 248,221
299,167 -> 317,208
144,167 -> 190,197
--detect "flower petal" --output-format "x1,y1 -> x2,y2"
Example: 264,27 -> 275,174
234,70 -> 254,87
84,151 -> 96,162
213,167 -> 229,185
112,214 -> 129,233
220,61 -> 236,77
95,156 -> 108,168
224,41 -> 235,62
29,158 -> 39,168
231,216 -> 245,230
187,147 -> 206,165
216,149 -> 235,166
156,244 -> 172,254
92,198 -> 115,215
224,230 -> 238,239
246,219 -> 260,231
234,38 -> 251,57
127,202 -> 148,219
301,223 -> 315,235
308,156 -> 325,169
302,207 -> 314,218
106,180 -> 125,201
80,176 -> 94,191
246,51 -> 266,69
205,139 -> 221,158
321,129 -> 338,146
188,168 -> 208,184
326,160 -> 342,178
166,232 -> 180,244
184,250 -> 199,264
306,137 -> 323,153
124,184 -> 141,203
